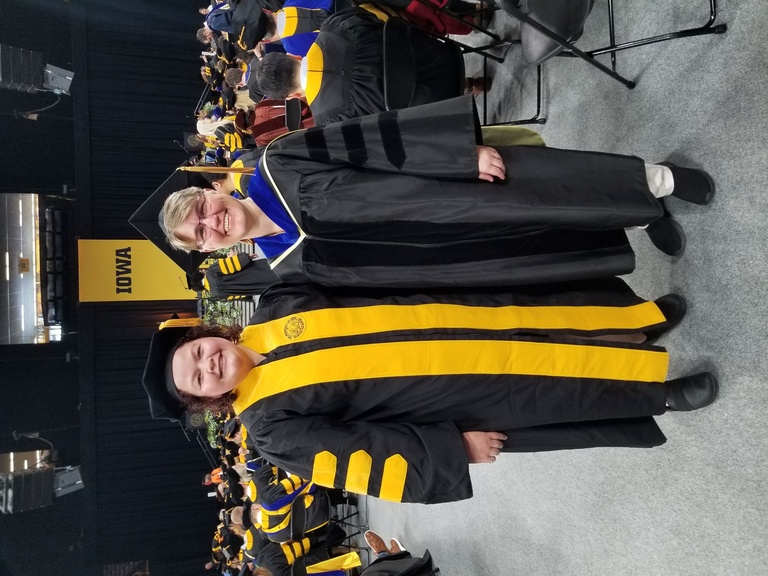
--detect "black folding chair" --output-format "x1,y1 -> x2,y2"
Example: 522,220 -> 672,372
490,0 -> 727,124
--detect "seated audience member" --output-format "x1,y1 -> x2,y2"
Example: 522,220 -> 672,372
197,116 -> 255,153
206,1 -> 236,34
162,97 -> 714,288
249,0 -> 488,59
251,0 -> 335,57
143,278 -> 718,505
242,522 -> 351,576
253,7 -> 486,125
245,460 -> 332,542
225,62 -> 266,102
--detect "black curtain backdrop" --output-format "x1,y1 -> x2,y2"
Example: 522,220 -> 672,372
0,0 -> 223,573
71,0 -> 216,574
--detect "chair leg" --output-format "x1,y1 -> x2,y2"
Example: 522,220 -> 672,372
607,0 -> 616,71
561,0 -> 726,59
484,64 -> 545,126
500,3 -> 636,88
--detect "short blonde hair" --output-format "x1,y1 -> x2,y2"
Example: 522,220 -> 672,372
162,186 -> 202,252
196,117 -> 234,136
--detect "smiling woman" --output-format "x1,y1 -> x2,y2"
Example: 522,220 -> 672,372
171,333 -> 264,397
162,188 -> 284,252
143,279 -> 717,505
157,97 -> 714,291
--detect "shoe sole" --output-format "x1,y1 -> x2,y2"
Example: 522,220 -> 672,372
698,169 -> 716,205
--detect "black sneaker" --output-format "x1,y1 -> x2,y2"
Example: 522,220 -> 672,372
666,372 -> 718,411
645,205 -> 686,257
659,162 -> 715,205
645,293 -> 687,344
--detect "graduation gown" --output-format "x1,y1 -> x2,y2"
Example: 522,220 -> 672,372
248,464 -> 330,542
234,279 -> 670,505
244,523 -> 348,576
361,551 -> 437,576
257,95 -> 662,288
203,252 -> 279,298
305,7 -> 464,125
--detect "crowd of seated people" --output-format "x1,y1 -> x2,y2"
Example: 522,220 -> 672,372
202,414 -> 363,576
190,0 -> 491,171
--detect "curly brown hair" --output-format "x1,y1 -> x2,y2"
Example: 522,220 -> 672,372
175,323 -> 245,414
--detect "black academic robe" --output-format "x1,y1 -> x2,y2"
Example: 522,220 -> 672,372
235,279 -> 670,505
307,7 -> 464,125
204,252 -> 279,298
248,464 -> 330,542
362,551 -> 437,576
258,96 -> 661,289
244,524 -> 347,576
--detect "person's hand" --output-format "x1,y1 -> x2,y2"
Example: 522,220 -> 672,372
462,431 -> 507,463
253,43 -> 266,60
477,145 -> 506,182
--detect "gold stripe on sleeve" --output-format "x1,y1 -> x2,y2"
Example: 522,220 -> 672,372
282,542 -> 296,564
311,451 -> 337,488
379,454 -> 407,502
281,477 -> 296,494
345,450 -> 372,494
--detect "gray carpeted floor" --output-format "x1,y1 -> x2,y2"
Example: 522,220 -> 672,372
366,1 -> 768,574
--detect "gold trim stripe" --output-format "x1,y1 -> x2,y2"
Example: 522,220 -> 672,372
359,3 -> 395,22
345,450 -> 373,494
231,158 -> 245,192
240,301 -> 664,353
307,551 -> 362,573
277,7 -> 299,37
304,42 -> 324,105
282,541 -> 296,564
379,454 -> 407,502
234,339 -> 668,413
311,451 -> 337,488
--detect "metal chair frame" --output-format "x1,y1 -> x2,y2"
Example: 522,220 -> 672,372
490,0 -> 727,125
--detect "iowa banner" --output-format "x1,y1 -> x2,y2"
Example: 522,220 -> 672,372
78,240 -> 196,302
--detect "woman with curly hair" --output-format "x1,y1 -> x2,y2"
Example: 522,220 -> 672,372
144,279 -> 717,506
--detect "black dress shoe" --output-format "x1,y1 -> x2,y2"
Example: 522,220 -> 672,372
645,205 -> 686,257
666,372 -> 718,411
659,162 -> 715,205
645,293 -> 687,344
